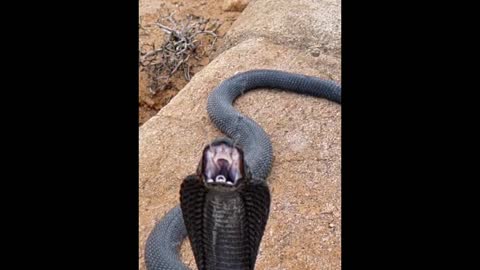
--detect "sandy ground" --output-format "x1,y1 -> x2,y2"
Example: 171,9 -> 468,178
139,0 -> 242,126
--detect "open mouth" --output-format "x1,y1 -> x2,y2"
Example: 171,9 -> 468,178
201,140 -> 244,187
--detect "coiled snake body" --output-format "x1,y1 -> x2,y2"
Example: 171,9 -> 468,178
145,70 -> 341,270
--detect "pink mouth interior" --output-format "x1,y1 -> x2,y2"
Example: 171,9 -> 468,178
202,143 -> 243,186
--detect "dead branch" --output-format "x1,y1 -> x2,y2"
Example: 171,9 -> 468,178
139,12 -> 222,93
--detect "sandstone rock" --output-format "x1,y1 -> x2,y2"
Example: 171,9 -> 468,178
223,0 -> 250,12
217,0 -> 341,57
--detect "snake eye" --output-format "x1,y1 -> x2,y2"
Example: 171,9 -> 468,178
201,140 -> 245,188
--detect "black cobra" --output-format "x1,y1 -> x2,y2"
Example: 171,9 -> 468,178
145,69 -> 341,270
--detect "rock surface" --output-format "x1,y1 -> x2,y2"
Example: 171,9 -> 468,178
223,0 -> 250,12
139,0 -> 341,269
217,0 -> 341,57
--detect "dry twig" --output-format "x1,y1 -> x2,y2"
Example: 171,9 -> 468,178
139,13 -> 221,94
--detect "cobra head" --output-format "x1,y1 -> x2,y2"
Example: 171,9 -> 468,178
198,138 -> 248,191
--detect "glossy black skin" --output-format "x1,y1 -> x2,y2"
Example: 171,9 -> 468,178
180,138 -> 271,270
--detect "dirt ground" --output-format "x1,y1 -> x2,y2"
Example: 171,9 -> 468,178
139,0 -> 243,126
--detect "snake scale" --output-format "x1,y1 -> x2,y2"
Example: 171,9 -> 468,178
145,69 -> 341,270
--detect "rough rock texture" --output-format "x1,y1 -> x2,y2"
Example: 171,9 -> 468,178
223,0 -> 250,12
217,0 -> 341,57
139,0 -> 341,269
